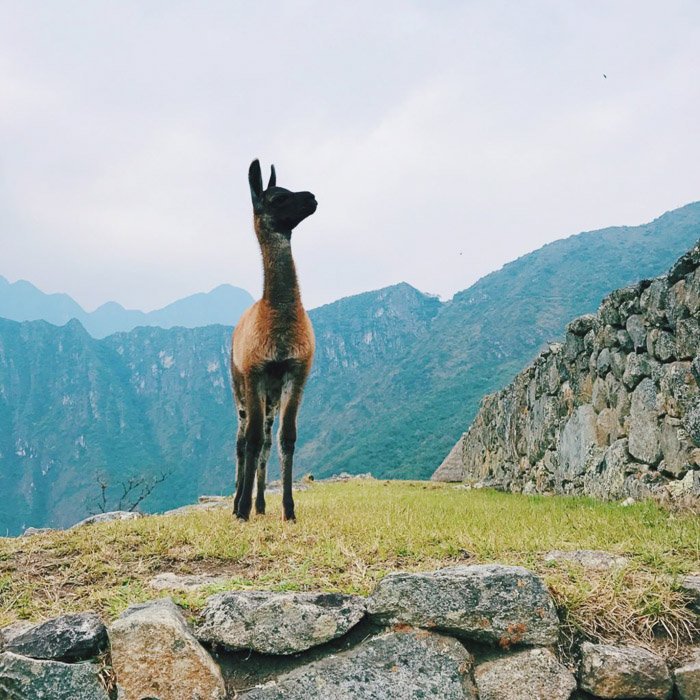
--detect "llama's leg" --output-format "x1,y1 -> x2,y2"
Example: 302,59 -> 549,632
255,402 -> 275,515
233,408 -> 246,513
236,382 -> 264,521
232,367 -> 247,514
277,373 -> 306,521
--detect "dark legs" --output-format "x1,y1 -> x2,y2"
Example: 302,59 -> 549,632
255,405 -> 275,515
232,368 -> 246,515
278,375 -> 304,521
233,364 -> 306,522
235,389 -> 263,521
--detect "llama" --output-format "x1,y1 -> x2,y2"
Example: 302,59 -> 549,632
231,159 -> 317,521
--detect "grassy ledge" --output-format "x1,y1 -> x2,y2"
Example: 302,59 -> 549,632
1,480 -> 698,658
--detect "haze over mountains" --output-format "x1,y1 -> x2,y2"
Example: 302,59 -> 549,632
1,202 -> 699,534
0,277 -> 253,338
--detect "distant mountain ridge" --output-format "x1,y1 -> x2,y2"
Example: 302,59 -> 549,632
1,201 -> 699,534
0,278 -> 254,338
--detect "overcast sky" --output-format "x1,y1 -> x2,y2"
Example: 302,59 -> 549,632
1,2 -> 699,312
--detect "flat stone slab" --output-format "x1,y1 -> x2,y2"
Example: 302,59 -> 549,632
366,564 -> 560,647
544,550 -> 630,571
149,572 -> 229,592
579,642 -> 672,699
4,612 -> 108,662
109,597 -> 226,700
0,652 -> 110,700
196,590 -> 366,655
70,511 -> 142,529
239,628 -> 478,699
474,648 -> 577,700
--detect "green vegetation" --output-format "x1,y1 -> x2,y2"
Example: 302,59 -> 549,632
2,203 -> 700,533
1,481 -> 698,655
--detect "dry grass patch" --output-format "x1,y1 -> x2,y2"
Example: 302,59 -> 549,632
1,480 -> 698,656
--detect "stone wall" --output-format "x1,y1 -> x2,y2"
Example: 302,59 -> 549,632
433,242 -> 700,501
2,563 -> 698,698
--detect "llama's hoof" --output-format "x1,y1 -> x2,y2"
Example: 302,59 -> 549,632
255,502 -> 266,515
235,511 -> 249,522
283,512 -> 296,522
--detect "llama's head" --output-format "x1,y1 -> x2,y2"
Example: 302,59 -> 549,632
249,159 -> 317,238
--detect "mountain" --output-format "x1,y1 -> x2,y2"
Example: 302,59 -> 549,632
0,278 -> 253,338
1,202 -> 699,534
0,283 -> 434,535
304,202 -> 700,480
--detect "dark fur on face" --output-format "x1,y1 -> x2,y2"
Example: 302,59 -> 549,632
249,159 -> 317,237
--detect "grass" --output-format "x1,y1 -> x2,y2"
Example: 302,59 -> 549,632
0,480 -> 698,657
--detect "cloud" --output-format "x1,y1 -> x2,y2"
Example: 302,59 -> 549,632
0,1 -> 699,310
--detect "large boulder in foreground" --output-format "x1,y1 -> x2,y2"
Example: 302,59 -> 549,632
0,652 -> 110,700
109,597 -> 225,700
366,565 -> 559,647
239,628 -> 478,699
474,648 -> 576,700
196,590 -> 366,655
3,612 -> 108,662
579,642 -> 672,699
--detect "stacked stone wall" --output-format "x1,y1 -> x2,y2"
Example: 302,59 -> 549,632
433,242 -> 700,501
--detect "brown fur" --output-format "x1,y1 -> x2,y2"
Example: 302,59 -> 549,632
231,160 -> 317,521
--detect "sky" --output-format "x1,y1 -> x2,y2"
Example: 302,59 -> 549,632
1,2 -> 699,312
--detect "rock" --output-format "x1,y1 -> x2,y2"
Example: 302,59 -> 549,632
616,329 -> 633,353
565,332 -> 585,360
622,353 -> 658,390
668,242 -> 700,285
621,497 -> 636,506
680,575 -> 700,613
21,527 -> 54,537
666,469 -> 700,498
149,572 -> 229,591
5,612 -> 108,662
610,350 -> 627,380
0,623 -> 34,651
626,315 -> 647,351
474,648 -> 576,700
578,642 -> 672,699
109,597 -> 226,700
544,550 -> 629,571
597,348 -> 612,376
683,396 -> 700,446
567,314 -> 596,336
628,379 -> 662,465
197,495 -> 228,503
640,280 -> 669,327
677,317 -> 700,360
596,408 -> 621,446
239,628 -> 478,700
70,511 -> 142,529
659,418 -> 694,478
0,652 -> 110,700
559,405 -> 600,478
674,652 -> 700,700
433,435 -> 466,482
584,440 -> 631,500
654,330 -> 677,361
599,300 -> 621,328
366,564 -> 559,647
196,590 -> 366,655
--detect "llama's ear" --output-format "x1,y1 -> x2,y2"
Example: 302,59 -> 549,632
268,164 -> 276,189
248,159 -> 263,208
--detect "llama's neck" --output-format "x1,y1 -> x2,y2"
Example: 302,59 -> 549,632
260,236 -> 302,310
